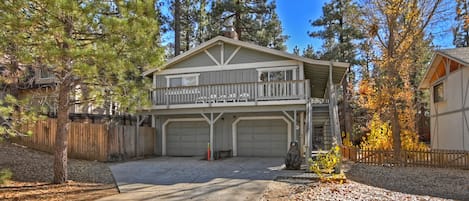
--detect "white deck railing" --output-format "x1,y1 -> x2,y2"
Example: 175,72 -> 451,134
151,80 -> 311,106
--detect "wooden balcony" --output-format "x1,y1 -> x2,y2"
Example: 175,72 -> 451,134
151,80 -> 311,107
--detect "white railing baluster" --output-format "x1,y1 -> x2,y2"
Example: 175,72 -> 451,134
151,80 -> 310,106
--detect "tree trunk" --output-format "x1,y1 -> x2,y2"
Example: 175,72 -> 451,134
185,22 -> 190,52
174,0 -> 181,56
391,104 -> 401,163
342,74 -> 353,137
53,15 -> 73,184
235,0 -> 242,40
53,82 -> 71,184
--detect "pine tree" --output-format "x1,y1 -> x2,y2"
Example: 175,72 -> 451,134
293,46 -> 300,55
302,45 -> 319,59
0,0 -> 164,183
208,0 -> 288,50
309,0 -> 364,139
174,0 -> 182,56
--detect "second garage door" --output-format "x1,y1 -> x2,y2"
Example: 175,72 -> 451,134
166,121 -> 209,156
237,119 -> 288,157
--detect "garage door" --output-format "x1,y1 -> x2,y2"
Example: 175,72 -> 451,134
166,121 -> 209,156
237,119 -> 288,157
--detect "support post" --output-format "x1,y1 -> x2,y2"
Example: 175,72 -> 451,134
300,112 -> 305,158
306,100 -> 312,171
294,110 -> 297,142
201,112 -> 224,161
210,112 -> 214,160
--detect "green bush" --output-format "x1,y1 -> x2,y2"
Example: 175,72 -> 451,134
0,169 -> 12,184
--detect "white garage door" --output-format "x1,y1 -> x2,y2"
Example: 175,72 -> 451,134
237,119 -> 288,157
166,121 -> 209,156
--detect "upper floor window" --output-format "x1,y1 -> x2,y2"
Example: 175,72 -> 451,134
433,82 -> 444,103
166,73 -> 199,87
258,67 -> 296,82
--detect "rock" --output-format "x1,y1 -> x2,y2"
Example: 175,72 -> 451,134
285,141 -> 302,170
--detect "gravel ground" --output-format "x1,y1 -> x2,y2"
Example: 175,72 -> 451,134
0,142 -> 117,201
262,162 -> 469,201
0,142 -> 114,184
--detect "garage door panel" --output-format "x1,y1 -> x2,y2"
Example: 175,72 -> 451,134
237,119 -> 288,157
167,121 -> 209,156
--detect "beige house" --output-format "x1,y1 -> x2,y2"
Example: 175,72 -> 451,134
420,47 -> 469,151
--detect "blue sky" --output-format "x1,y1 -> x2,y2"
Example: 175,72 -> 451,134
276,0 -> 329,53
276,0 -> 455,53
160,0 -> 454,52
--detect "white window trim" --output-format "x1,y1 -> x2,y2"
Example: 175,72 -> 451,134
165,73 -> 200,87
256,66 -> 298,81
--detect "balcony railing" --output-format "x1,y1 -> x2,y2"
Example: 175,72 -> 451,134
151,80 -> 310,106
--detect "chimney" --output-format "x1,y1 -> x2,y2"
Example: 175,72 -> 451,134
222,18 -> 238,40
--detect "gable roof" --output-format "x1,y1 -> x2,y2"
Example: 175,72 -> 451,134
143,36 -> 349,76
419,47 -> 469,89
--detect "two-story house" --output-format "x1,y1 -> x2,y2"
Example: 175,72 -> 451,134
142,36 -> 348,159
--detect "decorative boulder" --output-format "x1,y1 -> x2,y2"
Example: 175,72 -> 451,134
285,141 -> 302,170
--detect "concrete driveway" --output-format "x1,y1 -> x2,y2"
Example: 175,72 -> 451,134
99,157 -> 294,201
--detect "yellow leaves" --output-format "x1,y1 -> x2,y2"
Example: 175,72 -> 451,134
310,145 -> 342,181
361,114 -> 393,150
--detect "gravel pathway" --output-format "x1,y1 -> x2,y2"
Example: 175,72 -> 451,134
262,162 -> 469,201
0,142 -> 114,184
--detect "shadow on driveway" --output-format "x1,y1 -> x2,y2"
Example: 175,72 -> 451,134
99,157 -> 299,201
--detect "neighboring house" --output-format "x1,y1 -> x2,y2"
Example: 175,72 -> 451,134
0,57 -> 129,123
142,36 -> 348,159
419,47 -> 469,151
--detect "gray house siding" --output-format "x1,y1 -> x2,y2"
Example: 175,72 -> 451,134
207,45 -> 221,64
223,44 -> 238,60
167,44 -> 289,69
155,68 -> 259,88
229,47 -> 286,64
170,50 -> 218,69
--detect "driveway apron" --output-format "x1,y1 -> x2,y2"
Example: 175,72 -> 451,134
98,157 -> 288,201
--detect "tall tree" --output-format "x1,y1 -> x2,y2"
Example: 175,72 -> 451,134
454,0 -> 469,47
309,0 -> 364,138
302,45 -> 320,59
0,0 -> 163,183
208,0 -> 288,50
174,0 -> 182,56
359,0 -> 441,157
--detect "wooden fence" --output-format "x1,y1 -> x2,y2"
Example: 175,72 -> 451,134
342,146 -> 469,169
13,118 -> 155,162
